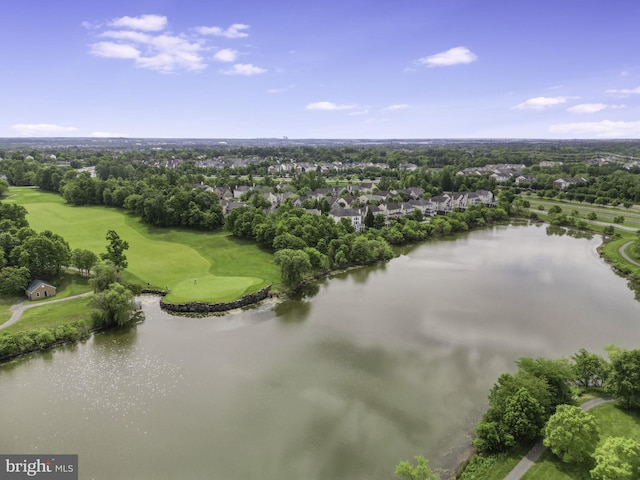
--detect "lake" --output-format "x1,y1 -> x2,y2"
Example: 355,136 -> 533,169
1,224 -> 639,479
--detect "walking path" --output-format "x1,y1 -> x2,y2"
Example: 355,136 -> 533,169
619,241 -> 640,267
503,397 -> 614,480
0,291 -> 94,331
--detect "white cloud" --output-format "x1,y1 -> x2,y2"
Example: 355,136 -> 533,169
567,103 -> 625,114
306,101 -> 356,111
384,104 -> 410,111
100,30 -> 152,43
214,48 -> 238,62
90,41 -> 141,59
109,14 -> 167,32
91,131 -> 130,137
347,109 -> 370,116
88,16 -> 260,73
195,23 -> 250,38
11,123 -> 78,136
222,63 -> 267,76
549,120 -> 640,138
606,86 -> 640,96
418,46 -> 477,67
513,96 -> 568,110
90,33 -> 206,72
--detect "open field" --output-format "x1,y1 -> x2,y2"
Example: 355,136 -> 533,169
6,188 -> 282,303
522,194 -> 640,231
521,403 -> 640,480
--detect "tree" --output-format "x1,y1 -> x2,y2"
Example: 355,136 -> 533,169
516,357 -> 575,410
100,230 -> 129,270
364,207 -> 375,228
274,249 -> 312,286
90,262 -> 121,292
70,248 -> 98,276
502,387 -> 546,442
571,348 -> 609,387
91,282 -> 136,328
606,349 -> 640,409
0,266 -> 31,295
14,231 -> 71,278
542,405 -> 600,463
590,436 -> 640,480
394,455 -> 438,480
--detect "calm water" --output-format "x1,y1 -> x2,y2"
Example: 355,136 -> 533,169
1,224 -> 639,479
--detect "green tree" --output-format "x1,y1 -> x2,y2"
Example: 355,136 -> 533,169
91,282 -> 136,327
70,248 -> 98,277
100,230 -> 129,270
606,349 -> 640,409
587,211 -> 597,220
613,215 -> 625,224
373,213 -> 386,229
542,405 -> 600,463
90,262 -> 121,292
590,436 -> 640,480
274,249 -> 312,286
0,266 -> 31,295
571,348 -> 609,387
364,207 -> 375,228
516,357 -> 575,410
394,455 -> 438,480
14,231 -> 71,278
503,387 -> 546,442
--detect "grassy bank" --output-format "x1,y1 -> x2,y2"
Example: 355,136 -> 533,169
7,187 -> 281,303
1,296 -> 97,335
521,403 -> 640,480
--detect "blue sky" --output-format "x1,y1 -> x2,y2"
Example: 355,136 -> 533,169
2,0 -> 640,139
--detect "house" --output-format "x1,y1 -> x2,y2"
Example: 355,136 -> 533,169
472,190 -> 495,206
553,177 -> 586,190
515,175 -> 536,185
25,280 -> 57,300
409,199 -> 435,216
490,171 -> 513,183
445,192 -> 468,210
382,202 -> 402,218
429,195 -> 452,214
233,186 -> 253,199
329,208 -> 363,232
406,187 -> 425,199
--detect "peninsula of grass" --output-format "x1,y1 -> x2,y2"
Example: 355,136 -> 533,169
7,187 -> 282,303
521,403 -> 640,480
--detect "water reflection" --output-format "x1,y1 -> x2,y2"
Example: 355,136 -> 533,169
1,225 -> 640,480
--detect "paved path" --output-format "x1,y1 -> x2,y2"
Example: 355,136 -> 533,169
503,397 -> 614,480
0,291 -> 94,331
619,241 -> 640,267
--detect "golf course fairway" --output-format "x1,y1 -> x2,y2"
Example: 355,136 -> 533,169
6,187 -> 281,303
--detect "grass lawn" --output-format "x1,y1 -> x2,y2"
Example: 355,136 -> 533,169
460,444 -> 532,480
1,296 -> 97,335
0,297 -> 21,326
521,403 -> 640,480
7,187 -> 282,303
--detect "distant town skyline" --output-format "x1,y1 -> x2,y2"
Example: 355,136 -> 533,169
2,0 -> 640,139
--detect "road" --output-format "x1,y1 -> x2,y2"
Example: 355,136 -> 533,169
502,397 -> 614,480
619,241 -> 640,266
0,291 -> 94,331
